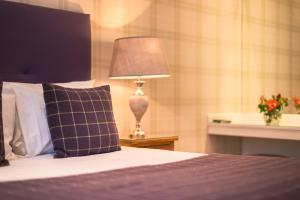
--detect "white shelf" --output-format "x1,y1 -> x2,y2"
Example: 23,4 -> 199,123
207,113 -> 300,141
208,123 -> 300,141
207,113 -> 300,157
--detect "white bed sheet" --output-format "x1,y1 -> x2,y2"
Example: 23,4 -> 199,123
0,147 -> 204,182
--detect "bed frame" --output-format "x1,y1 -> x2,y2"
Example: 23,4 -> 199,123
0,1 -> 91,83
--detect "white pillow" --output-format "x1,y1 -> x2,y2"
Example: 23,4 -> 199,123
11,111 -> 27,156
2,82 -> 28,160
11,80 -> 95,157
2,83 -> 17,160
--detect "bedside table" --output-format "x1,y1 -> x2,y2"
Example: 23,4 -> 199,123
119,135 -> 178,151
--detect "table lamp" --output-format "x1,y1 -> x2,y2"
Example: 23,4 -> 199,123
109,36 -> 170,139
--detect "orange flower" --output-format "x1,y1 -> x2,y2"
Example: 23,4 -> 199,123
293,97 -> 300,106
266,99 -> 278,111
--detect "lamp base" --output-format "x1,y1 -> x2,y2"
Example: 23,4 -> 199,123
129,79 -> 148,139
129,130 -> 145,139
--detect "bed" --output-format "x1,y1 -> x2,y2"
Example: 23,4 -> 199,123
0,1 -> 299,200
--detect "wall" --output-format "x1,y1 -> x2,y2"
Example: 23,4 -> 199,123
6,0 -> 300,153
242,0 -> 300,113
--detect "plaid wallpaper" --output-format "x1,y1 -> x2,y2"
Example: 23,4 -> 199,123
242,0 -> 300,113
8,0 -> 300,153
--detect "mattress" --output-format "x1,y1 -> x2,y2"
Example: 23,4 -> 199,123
0,146 -> 203,182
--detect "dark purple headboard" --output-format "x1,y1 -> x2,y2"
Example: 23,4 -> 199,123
0,1 -> 91,83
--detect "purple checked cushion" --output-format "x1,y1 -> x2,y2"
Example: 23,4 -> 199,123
43,84 -> 121,158
0,83 -> 9,166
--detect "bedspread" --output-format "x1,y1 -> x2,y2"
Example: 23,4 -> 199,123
0,154 -> 299,200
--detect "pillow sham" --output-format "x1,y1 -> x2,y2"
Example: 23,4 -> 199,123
43,84 -> 121,158
2,82 -> 26,160
0,83 -> 9,167
11,111 -> 26,156
2,85 -> 17,160
10,80 -> 95,157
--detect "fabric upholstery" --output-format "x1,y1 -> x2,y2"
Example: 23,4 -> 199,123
43,84 -> 121,158
0,1 -> 91,83
0,154 -> 299,199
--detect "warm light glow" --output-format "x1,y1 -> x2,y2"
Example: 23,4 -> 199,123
96,0 -> 151,28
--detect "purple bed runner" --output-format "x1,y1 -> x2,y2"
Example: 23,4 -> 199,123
0,154 -> 299,200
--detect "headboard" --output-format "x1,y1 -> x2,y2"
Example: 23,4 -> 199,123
0,1 -> 91,83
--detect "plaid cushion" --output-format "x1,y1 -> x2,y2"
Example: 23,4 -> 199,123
0,83 -> 9,166
43,84 -> 121,158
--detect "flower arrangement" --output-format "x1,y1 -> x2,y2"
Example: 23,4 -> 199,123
258,94 -> 288,125
292,97 -> 300,113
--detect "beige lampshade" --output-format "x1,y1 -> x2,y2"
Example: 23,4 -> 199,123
109,36 -> 170,79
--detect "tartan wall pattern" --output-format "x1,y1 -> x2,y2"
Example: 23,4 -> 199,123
0,83 -> 9,166
242,0 -> 300,112
43,84 -> 121,158
9,0 -> 300,153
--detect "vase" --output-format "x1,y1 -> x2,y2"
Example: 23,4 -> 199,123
263,112 -> 281,126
